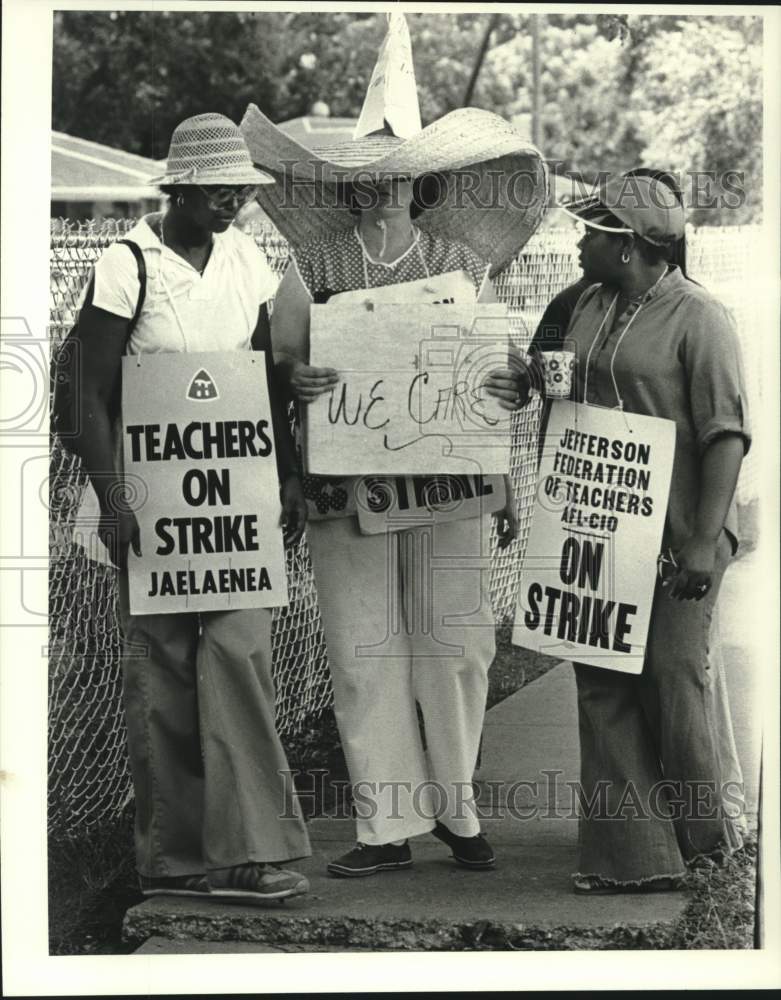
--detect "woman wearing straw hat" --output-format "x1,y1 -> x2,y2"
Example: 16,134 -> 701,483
490,173 -> 751,892
73,113 -> 311,902
241,13 -> 547,877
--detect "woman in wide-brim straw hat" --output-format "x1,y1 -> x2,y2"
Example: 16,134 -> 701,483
491,173 -> 751,893
73,112 -> 312,903
241,13 -> 548,878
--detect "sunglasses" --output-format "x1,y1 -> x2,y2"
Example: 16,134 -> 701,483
197,185 -> 259,210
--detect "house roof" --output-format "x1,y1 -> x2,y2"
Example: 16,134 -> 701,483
51,121 -> 595,209
51,131 -> 165,201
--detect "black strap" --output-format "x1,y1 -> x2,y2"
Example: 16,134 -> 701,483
52,237 -> 148,447
116,238 -> 147,334
77,238 -> 146,335
82,271 -> 96,309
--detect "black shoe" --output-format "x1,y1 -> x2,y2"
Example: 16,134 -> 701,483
138,872 -> 210,897
432,821 -> 496,869
327,841 -> 412,878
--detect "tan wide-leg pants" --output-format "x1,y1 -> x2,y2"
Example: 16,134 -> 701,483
118,575 -> 311,876
307,514 -> 496,846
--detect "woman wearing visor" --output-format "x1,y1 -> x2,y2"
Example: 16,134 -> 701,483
490,174 -> 751,892
74,113 -> 311,902
529,169 -> 687,357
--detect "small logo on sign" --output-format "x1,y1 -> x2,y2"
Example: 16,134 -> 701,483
187,369 -> 219,401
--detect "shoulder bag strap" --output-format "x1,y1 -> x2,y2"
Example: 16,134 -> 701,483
115,238 -> 147,336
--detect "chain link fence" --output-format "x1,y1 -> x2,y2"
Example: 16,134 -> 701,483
48,219 -> 762,834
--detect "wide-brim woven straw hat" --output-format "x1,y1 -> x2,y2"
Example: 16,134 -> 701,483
241,106 -> 547,275
150,112 -> 274,186
239,14 -> 547,275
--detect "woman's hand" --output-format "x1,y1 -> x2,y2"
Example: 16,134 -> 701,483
493,500 -> 519,550
289,361 -> 339,404
98,507 -> 141,570
280,475 -> 307,546
483,357 -> 533,411
666,533 -> 718,600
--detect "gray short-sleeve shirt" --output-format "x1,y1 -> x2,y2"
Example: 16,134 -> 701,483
564,266 -> 751,552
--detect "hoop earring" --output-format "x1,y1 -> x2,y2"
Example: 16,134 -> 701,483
176,193 -> 185,209
621,251 -> 631,264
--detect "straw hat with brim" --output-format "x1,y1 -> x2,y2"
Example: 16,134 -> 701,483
149,112 -> 274,186
239,104 -> 548,275
559,175 -> 685,246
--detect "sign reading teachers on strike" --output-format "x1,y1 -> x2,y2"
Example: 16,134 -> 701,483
306,300 -> 511,475
512,401 -> 675,674
122,352 -> 288,615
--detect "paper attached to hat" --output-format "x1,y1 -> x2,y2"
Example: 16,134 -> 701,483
353,12 -> 422,141
239,12 -> 549,273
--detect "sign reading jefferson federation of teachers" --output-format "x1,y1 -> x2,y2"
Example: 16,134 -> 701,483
123,352 -> 288,614
512,401 -> 675,674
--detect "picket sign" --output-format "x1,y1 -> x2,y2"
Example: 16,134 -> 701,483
306,294 -> 512,476
355,473 -> 506,534
123,351 -> 288,614
512,400 -> 675,674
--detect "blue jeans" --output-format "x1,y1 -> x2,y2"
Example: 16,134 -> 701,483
573,531 -> 743,884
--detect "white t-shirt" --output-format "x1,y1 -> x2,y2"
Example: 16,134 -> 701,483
73,214 -> 278,565
82,213 -> 278,354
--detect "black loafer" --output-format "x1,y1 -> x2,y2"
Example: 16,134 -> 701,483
327,841 -> 412,878
432,821 -> 496,869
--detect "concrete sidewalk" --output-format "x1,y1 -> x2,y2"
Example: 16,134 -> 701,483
122,552 -> 759,953
476,660 -> 580,814
123,668 -> 686,952
124,813 -> 686,952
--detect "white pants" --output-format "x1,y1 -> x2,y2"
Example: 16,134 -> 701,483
307,514 -> 495,845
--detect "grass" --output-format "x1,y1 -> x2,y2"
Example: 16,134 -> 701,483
669,839 -> 758,949
48,809 -> 139,955
488,624 -> 561,710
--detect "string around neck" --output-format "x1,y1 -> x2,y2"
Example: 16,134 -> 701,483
354,225 -> 420,268
354,225 -> 429,289
583,268 -> 667,416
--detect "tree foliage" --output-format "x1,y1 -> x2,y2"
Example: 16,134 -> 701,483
632,17 -> 762,224
52,10 -> 763,224
485,13 -> 762,222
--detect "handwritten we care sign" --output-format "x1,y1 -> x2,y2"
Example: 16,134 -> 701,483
122,352 -> 288,615
306,302 -> 511,475
512,401 -> 675,674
